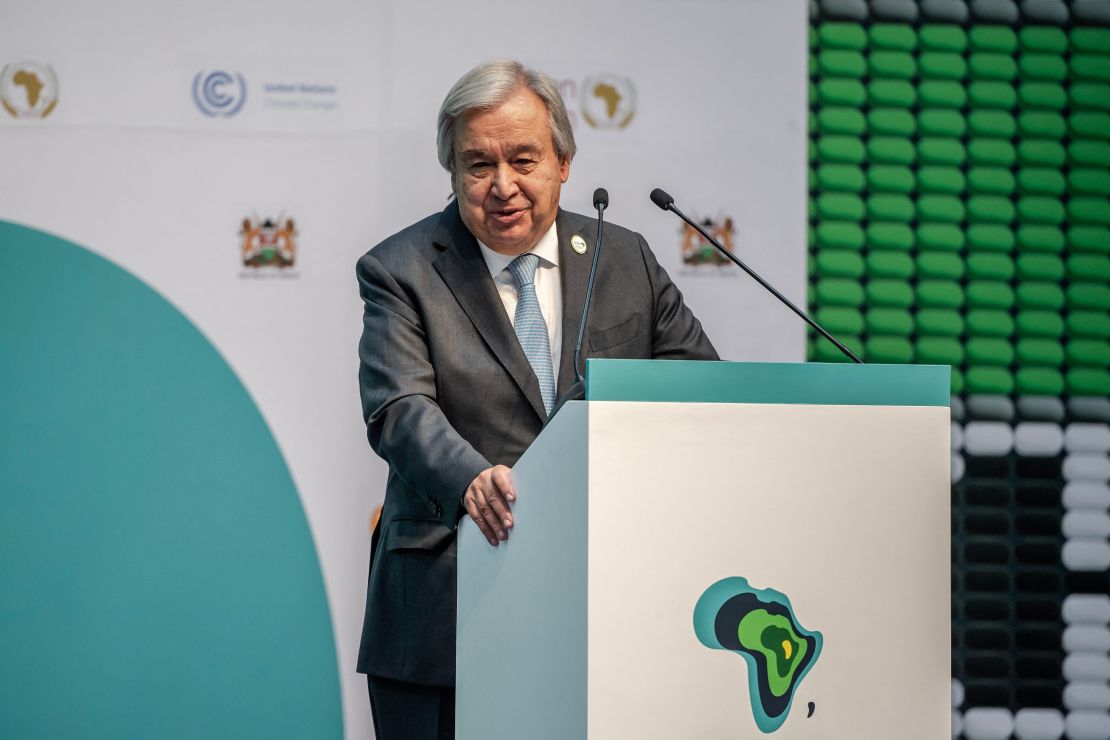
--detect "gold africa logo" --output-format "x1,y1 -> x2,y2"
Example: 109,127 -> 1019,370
579,75 -> 636,129
1,62 -> 59,119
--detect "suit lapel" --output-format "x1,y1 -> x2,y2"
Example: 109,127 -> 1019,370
432,201 -> 548,422
556,209 -> 594,395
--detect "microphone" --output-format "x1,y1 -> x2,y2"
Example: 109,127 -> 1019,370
649,188 -> 673,210
650,188 -> 862,364
574,188 -> 608,383
547,188 -> 608,420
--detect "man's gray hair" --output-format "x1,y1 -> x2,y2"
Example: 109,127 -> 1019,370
437,59 -> 576,176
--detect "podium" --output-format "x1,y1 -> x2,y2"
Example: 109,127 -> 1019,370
457,360 -> 951,739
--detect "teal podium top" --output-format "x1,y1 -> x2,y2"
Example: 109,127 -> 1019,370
584,359 -> 950,407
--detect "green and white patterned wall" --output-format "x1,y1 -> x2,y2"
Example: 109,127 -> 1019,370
807,1 -> 1110,737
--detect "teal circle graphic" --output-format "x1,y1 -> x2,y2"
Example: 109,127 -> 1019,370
0,221 -> 342,739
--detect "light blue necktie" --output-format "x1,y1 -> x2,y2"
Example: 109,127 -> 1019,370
508,253 -> 556,413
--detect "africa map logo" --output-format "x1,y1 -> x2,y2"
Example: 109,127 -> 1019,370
694,577 -> 822,733
1,62 -> 58,119
579,75 -> 635,129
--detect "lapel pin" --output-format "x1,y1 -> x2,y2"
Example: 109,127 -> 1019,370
571,235 -> 588,254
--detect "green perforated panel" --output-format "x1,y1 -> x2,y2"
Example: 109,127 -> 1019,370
808,21 -> 1110,397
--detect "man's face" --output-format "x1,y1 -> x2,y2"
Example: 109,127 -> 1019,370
453,87 -> 570,255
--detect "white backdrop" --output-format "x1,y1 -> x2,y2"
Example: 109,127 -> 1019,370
0,1 -> 805,737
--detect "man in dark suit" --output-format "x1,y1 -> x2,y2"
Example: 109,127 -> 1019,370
356,59 -> 717,739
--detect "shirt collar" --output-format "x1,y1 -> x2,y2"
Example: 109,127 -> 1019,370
477,219 -> 560,279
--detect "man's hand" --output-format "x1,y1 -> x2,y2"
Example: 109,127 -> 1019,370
462,465 -> 516,547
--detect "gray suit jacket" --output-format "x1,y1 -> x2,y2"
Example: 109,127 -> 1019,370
355,200 -> 717,685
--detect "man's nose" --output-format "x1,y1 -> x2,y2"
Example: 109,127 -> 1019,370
490,164 -> 519,200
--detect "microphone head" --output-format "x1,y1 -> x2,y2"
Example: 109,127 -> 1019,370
593,188 -> 609,209
649,188 -> 674,210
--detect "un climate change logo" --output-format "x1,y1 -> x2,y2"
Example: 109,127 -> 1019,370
192,70 -> 246,117
694,577 -> 823,733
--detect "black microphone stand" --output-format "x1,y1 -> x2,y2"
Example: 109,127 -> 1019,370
547,188 -> 609,421
650,188 -> 862,364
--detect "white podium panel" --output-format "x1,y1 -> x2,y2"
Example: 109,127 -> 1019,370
587,401 -> 949,738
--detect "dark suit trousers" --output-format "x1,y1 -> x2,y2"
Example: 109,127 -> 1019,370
367,675 -> 455,740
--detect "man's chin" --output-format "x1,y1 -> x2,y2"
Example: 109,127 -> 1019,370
483,226 -> 535,255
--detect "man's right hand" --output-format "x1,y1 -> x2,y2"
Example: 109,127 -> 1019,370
462,465 -> 516,547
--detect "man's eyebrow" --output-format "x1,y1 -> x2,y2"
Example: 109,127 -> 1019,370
457,143 -> 542,162
506,143 -> 542,158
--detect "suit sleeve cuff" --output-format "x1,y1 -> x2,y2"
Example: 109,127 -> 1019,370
435,453 -> 490,529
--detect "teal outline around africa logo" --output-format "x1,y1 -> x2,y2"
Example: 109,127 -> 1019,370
694,577 -> 823,733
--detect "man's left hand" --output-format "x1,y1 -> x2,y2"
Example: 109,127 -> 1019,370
462,465 -> 516,547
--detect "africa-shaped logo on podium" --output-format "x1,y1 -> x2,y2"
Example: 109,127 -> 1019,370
694,577 -> 823,733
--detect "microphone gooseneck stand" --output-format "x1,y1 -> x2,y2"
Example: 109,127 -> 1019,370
547,188 -> 609,421
649,188 -> 862,365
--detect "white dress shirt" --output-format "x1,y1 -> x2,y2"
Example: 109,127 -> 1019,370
477,220 -> 563,375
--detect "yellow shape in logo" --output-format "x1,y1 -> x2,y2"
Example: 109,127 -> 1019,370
1,62 -> 59,119
580,75 -> 636,130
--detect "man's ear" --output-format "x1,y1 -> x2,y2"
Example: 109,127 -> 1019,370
559,157 -> 570,183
